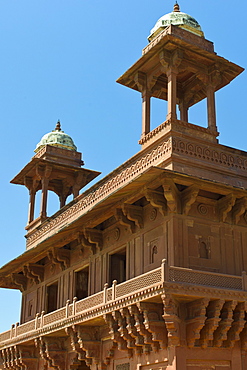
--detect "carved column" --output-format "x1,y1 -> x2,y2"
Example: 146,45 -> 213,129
141,90 -> 151,138
179,98 -> 188,123
28,188 -> 36,223
206,84 -> 217,132
166,67 -> 178,120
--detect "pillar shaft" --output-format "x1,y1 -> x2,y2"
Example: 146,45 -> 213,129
179,100 -> 188,122
141,90 -> 151,138
28,189 -> 36,224
206,85 -> 217,131
166,68 -> 177,120
40,178 -> 49,218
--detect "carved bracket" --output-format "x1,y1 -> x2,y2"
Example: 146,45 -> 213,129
162,179 -> 181,213
161,294 -> 181,347
84,228 -> 103,252
11,273 -> 28,292
122,204 -> 144,229
104,313 -> 130,354
134,71 -> 146,92
47,247 -> 70,271
145,189 -> 167,216
35,336 -> 67,370
224,301 -> 247,348
23,263 -> 44,284
181,185 -> 199,215
186,298 -> 209,348
232,197 -> 247,224
213,300 -> 237,347
138,302 -> 167,349
218,194 -> 236,222
199,299 -> 224,348
115,209 -> 135,233
128,304 -> 158,353
78,232 -> 96,254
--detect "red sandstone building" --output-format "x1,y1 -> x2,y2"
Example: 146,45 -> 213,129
0,3 -> 246,370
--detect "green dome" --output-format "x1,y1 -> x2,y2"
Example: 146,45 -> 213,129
148,3 -> 204,42
34,121 -> 77,153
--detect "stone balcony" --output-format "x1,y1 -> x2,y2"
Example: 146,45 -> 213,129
1,261 -> 246,350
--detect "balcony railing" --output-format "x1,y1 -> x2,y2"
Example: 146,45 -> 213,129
0,261 -> 245,346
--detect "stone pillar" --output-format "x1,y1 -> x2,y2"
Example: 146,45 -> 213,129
28,189 -> 36,223
40,178 -> 49,218
59,194 -> 66,209
166,67 -> 177,120
141,90 -> 151,138
206,85 -> 217,132
179,99 -> 188,122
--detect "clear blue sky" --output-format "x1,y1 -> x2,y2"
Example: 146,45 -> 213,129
0,1 -> 246,333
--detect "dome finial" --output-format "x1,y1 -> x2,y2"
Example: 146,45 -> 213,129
173,1 -> 180,12
55,120 -> 61,131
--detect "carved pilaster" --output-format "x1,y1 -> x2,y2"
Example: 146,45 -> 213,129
115,209 -> 135,233
144,189 -> 167,216
213,300 -> 237,347
162,179 -> 181,213
186,298 -> 209,348
218,194 -> 236,222
181,185 -> 199,215
232,197 -> 247,224
161,294 -> 181,347
122,204 -> 144,229
199,299 -> 224,348
47,247 -> 70,271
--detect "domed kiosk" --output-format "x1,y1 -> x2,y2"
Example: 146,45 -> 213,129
11,121 -> 100,230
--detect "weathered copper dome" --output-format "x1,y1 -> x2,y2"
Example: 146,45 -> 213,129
148,2 -> 204,42
34,120 -> 77,153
